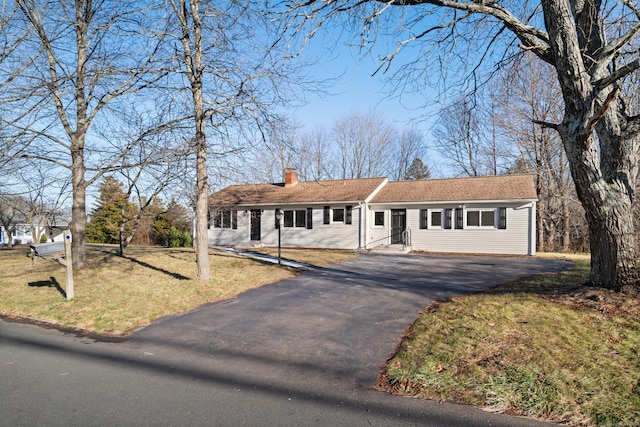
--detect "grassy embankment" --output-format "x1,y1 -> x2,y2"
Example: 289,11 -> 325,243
380,253 -> 640,426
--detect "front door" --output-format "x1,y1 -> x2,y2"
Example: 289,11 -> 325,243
390,209 -> 406,244
250,210 -> 261,241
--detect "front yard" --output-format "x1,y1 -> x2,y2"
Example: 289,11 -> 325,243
379,254 -> 640,426
0,245 -> 356,335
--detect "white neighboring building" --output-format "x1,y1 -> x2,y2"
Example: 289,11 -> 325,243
0,223 -> 68,246
0,224 -> 35,246
208,170 -> 538,256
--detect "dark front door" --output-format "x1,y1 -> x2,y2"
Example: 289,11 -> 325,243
390,209 -> 406,244
250,210 -> 261,241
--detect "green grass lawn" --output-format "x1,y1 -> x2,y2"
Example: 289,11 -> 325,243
380,254 -> 640,426
0,245 -> 357,336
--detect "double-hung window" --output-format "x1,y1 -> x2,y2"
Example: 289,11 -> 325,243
466,209 -> 502,228
374,211 -> 385,227
212,209 -> 237,229
281,208 -> 314,229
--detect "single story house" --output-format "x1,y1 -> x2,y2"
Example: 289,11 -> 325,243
208,170 -> 538,255
0,223 -> 68,246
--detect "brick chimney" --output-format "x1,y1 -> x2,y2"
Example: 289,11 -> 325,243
284,168 -> 298,187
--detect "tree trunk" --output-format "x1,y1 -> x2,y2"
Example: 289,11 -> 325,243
189,0 -> 211,281
194,136 -> 211,280
70,144 -> 87,269
562,128 -> 638,292
561,193 -> 570,252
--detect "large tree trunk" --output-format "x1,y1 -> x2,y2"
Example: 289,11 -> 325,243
561,125 -> 638,292
187,0 -> 211,281
194,133 -> 210,281
541,0 -> 639,292
70,144 -> 87,269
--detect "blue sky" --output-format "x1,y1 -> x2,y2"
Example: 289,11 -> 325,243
289,34 -> 448,177
294,40 -> 436,128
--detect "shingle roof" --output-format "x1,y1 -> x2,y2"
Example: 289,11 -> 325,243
370,174 -> 537,203
208,177 -> 388,206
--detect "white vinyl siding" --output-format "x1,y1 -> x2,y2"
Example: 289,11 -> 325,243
367,203 -> 534,255
210,206 -> 361,249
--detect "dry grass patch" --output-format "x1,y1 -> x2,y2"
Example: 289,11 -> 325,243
248,247 -> 358,266
0,245 -> 347,336
379,253 -> 640,426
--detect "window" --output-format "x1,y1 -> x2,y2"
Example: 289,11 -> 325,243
333,208 -> 344,223
323,206 -> 330,224
466,209 -> 498,227
431,210 -> 442,228
467,211 -> 480,227
345,206 -> 352,225
498,207 -> 507,229
482,211 -> 495,227
281,209 -> 313,228
295,210 -> 306,228
283,210 -> 294,227
374,211 -> 385,226
455,208 -> 464,229
419,209 -> 428,229
212,209 -> 237,229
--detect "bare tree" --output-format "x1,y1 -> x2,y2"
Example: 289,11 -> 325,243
433,96 -> 483,177
12,160 -> 71,244
0,1 -> 166,268
166,1 -> 305,279
286,0 -> 640,292
332,111 -> 396,179
393,127 -> 427,181
495,57 -> 573,252
296,125 -> 335,181
116,144 -> 189,256
0,194 -> 27,247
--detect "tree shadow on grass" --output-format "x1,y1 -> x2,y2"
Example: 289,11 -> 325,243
28,276 -> 67,299
122,256 -> 191,280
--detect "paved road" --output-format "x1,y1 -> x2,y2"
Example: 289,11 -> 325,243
1,253 -> 570,426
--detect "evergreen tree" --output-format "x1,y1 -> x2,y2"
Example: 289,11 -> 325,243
152,199 -> 192,247
86,177 -> 137,244
404,158 -> 431,180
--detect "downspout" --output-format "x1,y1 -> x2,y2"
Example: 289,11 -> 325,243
358,202 -> 367,249
530,201 -> 537,256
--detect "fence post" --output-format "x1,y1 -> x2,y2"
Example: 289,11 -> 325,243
63,230 -> 74,300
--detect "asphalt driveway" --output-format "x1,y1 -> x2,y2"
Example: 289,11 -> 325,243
1,253 -> 571,426
132,253 -> 572,388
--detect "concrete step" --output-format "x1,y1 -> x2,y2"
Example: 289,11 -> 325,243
368,244 -> 412,254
